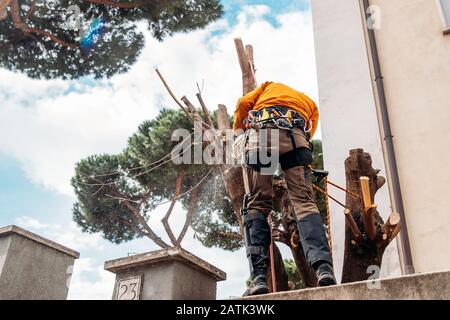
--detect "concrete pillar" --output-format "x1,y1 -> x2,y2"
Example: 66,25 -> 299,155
0,225 -> 80,300
104,247 -> 226,300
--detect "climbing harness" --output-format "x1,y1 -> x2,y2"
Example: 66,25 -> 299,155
244,106 -> 312,137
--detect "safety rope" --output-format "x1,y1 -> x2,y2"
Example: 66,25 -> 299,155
312,175 -> 364,257
312,183 -> 346,208
326,179 -> 361,200
323,177 -> 332,257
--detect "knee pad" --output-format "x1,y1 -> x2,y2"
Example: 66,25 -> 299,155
280,147 -> 313,170
243,211 -> 270,277
243,211 -> 271,247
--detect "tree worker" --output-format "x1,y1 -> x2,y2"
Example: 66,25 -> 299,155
233,81 -> 336,296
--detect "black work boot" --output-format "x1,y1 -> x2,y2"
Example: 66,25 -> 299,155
244,274 -> 269,296
315,262 -> 337,287
297,213 -> 335,286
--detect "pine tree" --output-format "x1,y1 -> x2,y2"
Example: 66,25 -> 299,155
0,0 -> 223,79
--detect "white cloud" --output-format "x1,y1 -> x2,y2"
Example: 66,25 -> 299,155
14,215 -> 104,251
68,258 -> 115,300
15,216 -> 50,230
0,7 -> 318,196
1,6 -> 317,299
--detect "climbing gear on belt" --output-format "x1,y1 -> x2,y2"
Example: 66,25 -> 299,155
244,106 -> 311,134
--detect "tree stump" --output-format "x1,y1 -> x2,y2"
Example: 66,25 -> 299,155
341,149 -> 401,283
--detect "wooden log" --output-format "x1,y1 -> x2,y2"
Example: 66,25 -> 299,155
382,212 -> 401,242
365,204 -> 378,240
360,176 -> 377,240
344,208 -> 363,241
234,38 -> 248,74
216,104 -> 231,130
245,44 -> 254,65
360,176 -> 372,211
234,38 -> 257,94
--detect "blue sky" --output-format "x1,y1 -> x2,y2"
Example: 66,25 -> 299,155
0,0 -> 315,299
223,0 -> 310,25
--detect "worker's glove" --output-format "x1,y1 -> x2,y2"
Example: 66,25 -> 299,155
232,133 -> 246,163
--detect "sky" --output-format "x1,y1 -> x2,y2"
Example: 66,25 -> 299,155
0,0 -> 319,299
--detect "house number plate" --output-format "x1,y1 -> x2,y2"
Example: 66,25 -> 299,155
115,275 -> 142,300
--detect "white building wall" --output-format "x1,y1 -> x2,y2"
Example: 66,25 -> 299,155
310,0 -> 401,282
369,0 -> 450,273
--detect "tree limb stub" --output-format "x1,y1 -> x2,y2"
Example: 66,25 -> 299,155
344,208 -> 363,241
360,176 -> 377,240
382,212 -> 401,242
234,38 -> 257,94
196,92 -> 214,128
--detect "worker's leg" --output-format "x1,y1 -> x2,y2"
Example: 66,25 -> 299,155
284,165 -> 333,267
280,128 -> 336,286
241,129 -> 274,295
241,166 -> 273,295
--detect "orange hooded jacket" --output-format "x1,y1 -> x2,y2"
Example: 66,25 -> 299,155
233,81 -> 319,138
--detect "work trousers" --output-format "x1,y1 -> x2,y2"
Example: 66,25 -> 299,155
242,127 -> 332,267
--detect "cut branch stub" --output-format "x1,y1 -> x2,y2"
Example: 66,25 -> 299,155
382,212 -> 401,241
196,92 -> 214,127
344,208 -> 363,241
234,38 -> 257,95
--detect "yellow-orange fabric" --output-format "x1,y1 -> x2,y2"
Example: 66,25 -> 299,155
233,81 -> 319,137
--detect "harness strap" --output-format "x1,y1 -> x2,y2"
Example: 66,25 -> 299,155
246,245 -> 267,257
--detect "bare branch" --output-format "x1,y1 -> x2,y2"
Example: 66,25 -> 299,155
155,69 -> 194,122
121,199 -> 170,249
161,173 -> 184,246
109,186 -> 170,248
177,183 -> 198,244
196,92 -> 214,128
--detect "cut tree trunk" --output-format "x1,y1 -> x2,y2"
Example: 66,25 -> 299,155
341,148 -> 401,283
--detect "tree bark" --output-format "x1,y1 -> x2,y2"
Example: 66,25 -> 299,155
161,173 -> 184,246
341,148 -> 400,283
